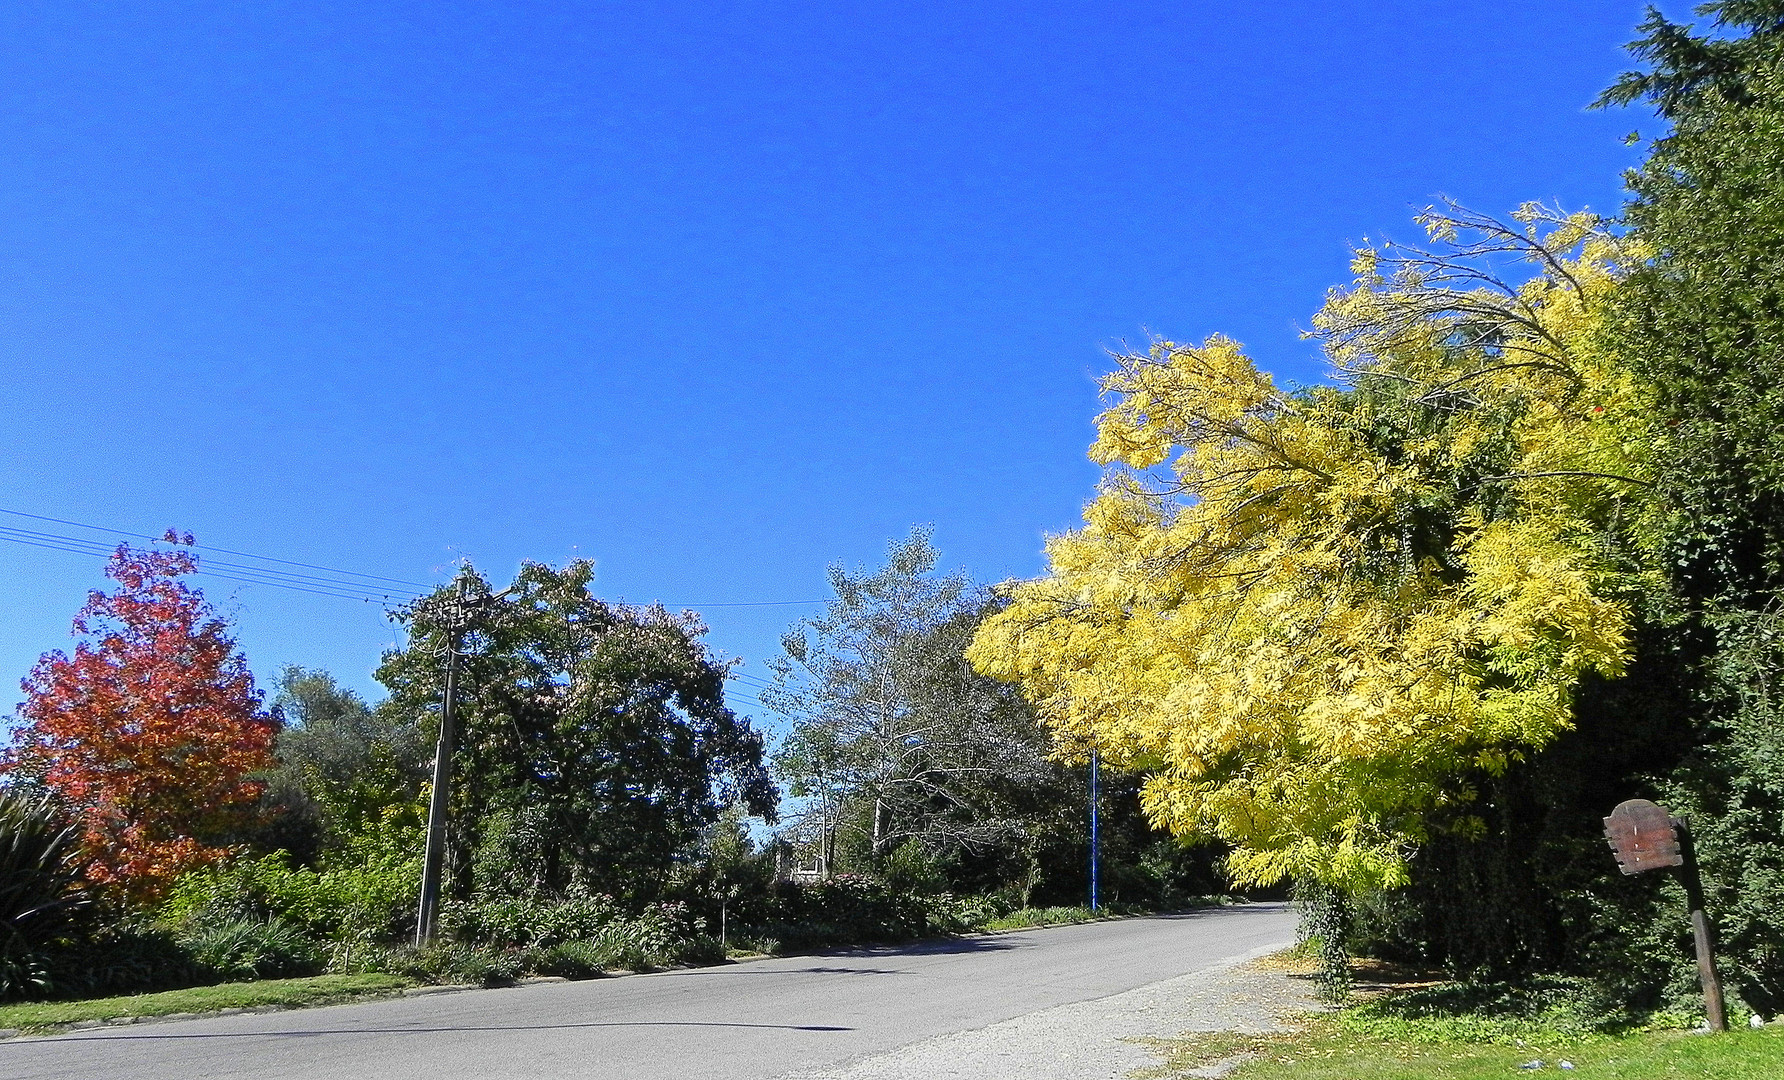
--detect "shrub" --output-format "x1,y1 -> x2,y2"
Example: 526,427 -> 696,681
441,887 -> 625,949
37,918 -> 203,999
533,940 -> 605,979
924,890 -> 1023,933
392,941 -> 526,988
179,918 -> 326,981
0,792 -> 90,1000
160,849 -> 419,943
733,875 -> 930,950
441,888 -> 717,970
587,902 -> 719,968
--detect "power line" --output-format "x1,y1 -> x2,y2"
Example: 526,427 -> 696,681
0,507 -> 431,589
0,523 -> 420,605
0,523 -> 425,601
0,506 -> 841,611
724,692 -> 778,714
673,599 -> 830,608
0,524 -> 418,603
615,597 -> 829,609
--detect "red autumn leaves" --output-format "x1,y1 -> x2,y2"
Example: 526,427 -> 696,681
1,534 -> 276,901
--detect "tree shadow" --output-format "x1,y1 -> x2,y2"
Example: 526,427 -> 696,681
29,1020 -> 855,1044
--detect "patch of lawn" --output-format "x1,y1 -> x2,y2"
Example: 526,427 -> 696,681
0,973 -> 413,1033
980,905 -> 1116,931
1141,1015 -> 1784,1079
979,898 -> 1228,934
1139,955 -> 1784,1079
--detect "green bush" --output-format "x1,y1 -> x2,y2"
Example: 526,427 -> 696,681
0,792 -> 90,1000
533,940 -> 605,979
441,887 -> 625,949
394,941 -> 527,988
160,849 -> 420,943
441,888 -> 717,969
37,919 -> 204,1000
588,901 -> 720,968
179,918 -> 326,982
924,890 -> 1023,933
732,875 -> 932,950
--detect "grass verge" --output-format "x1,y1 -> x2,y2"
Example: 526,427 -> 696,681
979,897 -> 1230,934
1140,1017 -> 1784,1079
1139,950 -> 1784,1080
0,973 -> 413,1033
979,904 -> 1126,932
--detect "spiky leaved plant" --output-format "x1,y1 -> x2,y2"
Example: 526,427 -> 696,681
0,790 -> 91,998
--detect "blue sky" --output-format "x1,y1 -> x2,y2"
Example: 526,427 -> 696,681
1,1 -> 1675,729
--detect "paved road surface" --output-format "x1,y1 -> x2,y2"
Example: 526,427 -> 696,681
4,903 -> 1296,1080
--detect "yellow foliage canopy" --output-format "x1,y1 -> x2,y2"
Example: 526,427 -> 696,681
968,205 -> 1659,890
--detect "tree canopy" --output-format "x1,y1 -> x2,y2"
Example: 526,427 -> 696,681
768,528 -> 1058,866
2,538 -> 277,901
377,560 -> 776,903
1594,0 -> 1784,1016
969,206 -> 1660,892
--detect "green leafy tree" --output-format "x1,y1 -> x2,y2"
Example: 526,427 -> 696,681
1597,0 -> 1784,1017
262,666 -> 430,862
378,561 -> 777,905
767,528 -> 1061,876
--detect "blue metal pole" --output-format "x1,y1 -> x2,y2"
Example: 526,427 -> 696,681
1090,748 -> 1100,912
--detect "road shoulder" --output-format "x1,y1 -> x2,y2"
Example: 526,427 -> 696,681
779,942 -> 1316,1080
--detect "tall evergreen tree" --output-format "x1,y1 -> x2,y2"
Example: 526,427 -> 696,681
1599,0 -> 1784,1017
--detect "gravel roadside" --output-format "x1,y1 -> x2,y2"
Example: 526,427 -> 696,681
779,944 -> 1320,1080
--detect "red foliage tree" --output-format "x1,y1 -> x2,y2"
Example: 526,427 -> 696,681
2,534 -> 277,901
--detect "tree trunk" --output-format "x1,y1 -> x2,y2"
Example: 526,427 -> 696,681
872,796 -> 889,863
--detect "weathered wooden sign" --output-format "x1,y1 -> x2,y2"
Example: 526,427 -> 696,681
1602,798 -> 1727,1032
1603,799 -> 1685,874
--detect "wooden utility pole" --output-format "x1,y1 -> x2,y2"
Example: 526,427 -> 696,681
415,585 -> 467,946
413,582 -> 514,946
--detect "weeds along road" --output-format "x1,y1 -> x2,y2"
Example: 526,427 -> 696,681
4,903 -> 1297,1080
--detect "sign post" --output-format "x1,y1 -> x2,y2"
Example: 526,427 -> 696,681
1603,799 -> 1727,1031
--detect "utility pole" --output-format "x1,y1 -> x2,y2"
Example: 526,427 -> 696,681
415,583 -> 466,946
1089,748 -> 1100,913
413,582 -> 514,946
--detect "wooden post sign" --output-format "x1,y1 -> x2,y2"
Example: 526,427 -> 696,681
1603,799 -> 1728,1032
1603,798 -> 1684,874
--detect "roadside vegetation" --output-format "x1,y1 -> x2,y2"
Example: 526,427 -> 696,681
1142,952 -> 1784,1078
970,0 -> 1784,1034
1144,1018 -> 1784,1080
0,534 -> 1216,1012
0,974 -> 410,1034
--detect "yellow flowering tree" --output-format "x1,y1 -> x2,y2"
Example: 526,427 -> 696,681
968,204 -> 1659,891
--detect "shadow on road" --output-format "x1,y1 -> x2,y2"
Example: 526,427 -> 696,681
646,903 -> 1291,980
19,1020 -> 856,1045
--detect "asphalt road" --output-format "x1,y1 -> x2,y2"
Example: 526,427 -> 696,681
4,903 -> 1297,1080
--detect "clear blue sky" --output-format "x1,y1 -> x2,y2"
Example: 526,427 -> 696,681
1,1 -> 1675,727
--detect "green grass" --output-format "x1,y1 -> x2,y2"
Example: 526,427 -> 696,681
978,898 -> 1225,933
0,973 -> 413,1033
979,904 -> 1117,931
1139,1014 -> 1784,1079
